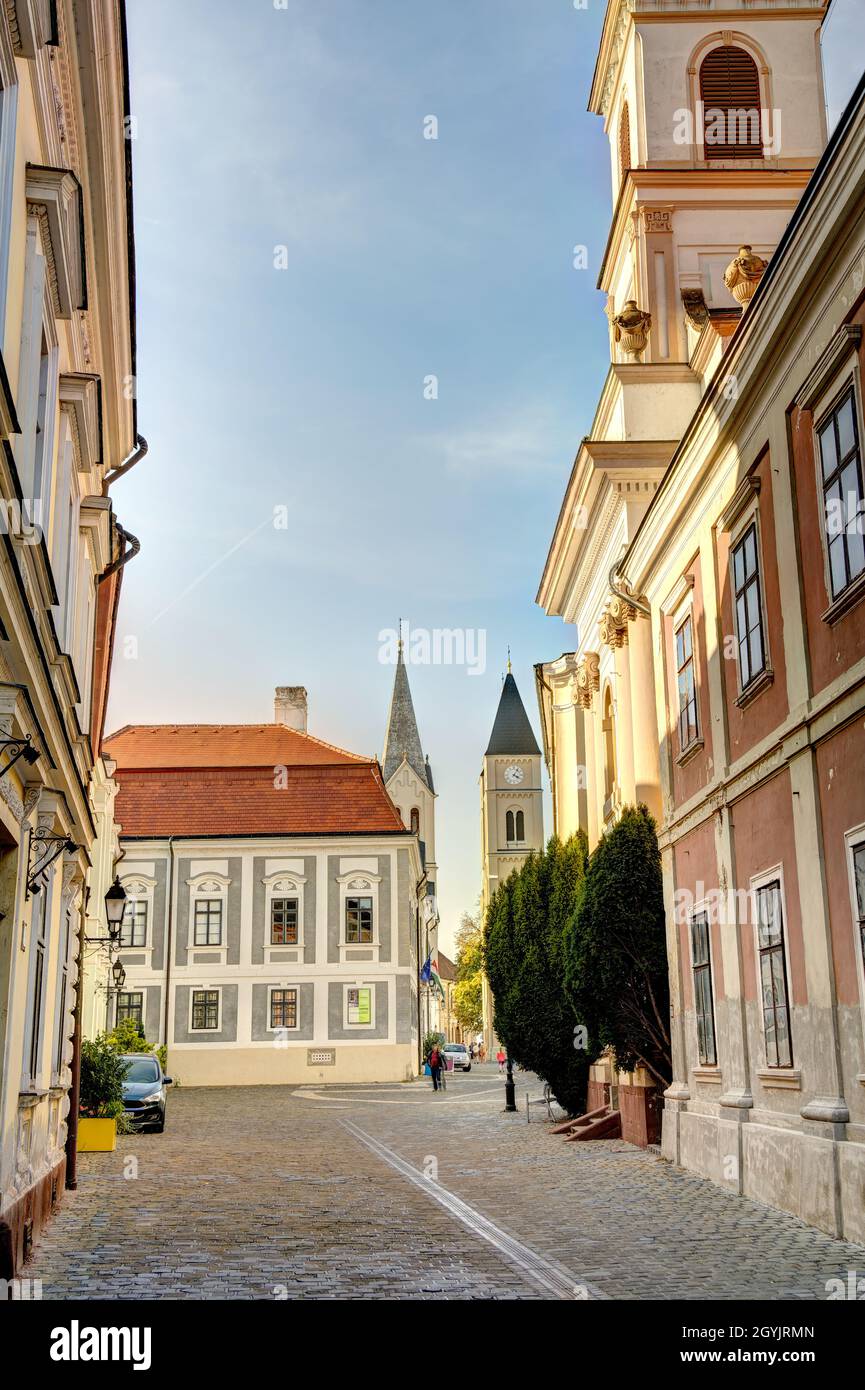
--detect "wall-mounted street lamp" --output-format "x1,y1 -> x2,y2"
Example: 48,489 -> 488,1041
27,828 -> 75,896
0,736 -> 39,777
85,877 -> 127,946
110,958 -> 126,993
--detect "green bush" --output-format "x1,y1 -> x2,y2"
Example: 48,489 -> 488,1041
564,804 -> 671,1087
484,834 -> 592,1115
105,1017 -> 167,1072
422,1031 -> 445,1061
79,1036 -> 128,1119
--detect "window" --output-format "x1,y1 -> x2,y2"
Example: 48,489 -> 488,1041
852,841 -> 865,983
270,897 -> 298,946
699,46 -> 762,159
818,385 -> 865,600
345,896 -> 373,944
732,522 -> 767,688
27,891 -> 48,1083
120,898 -> 148,949
690,913 -> 717,1066
515,810 -> 525,842
506,809 -> 515,841
675,614 -> 699,751
54,910 -> 71,1075
603,687 -> 617,800
347,987 -> 372,1025
270,988 -> 297,1030
410,807 -> 420,835
116,991 -> 144,1027
194,899 -> 223,946
618,102 -> 631,184
756,881 -> 793,1068
191,990 -> 219,1030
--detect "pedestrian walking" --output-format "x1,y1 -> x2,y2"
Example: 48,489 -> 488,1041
496,1047 -> 506,1074
429,1043 -> 444,1092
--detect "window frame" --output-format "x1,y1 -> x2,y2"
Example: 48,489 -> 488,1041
189,988 -> 221,1033
844,824 -> 865,1043
116,990 -> 144,1028
270,895 -> 299,947
729,515 -> 769,695
344,895 -> 374,945
814,378 -> 865,606
689,910 -> 718,1068
751,870 -> 794,1070
674,609 -> 700,755
120,896 -> 149,949
193,897 -> 224,947
268,985 -> 299,1033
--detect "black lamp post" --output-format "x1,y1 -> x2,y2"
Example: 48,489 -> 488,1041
111,958 -> 126,993
504,1055 -> 516,1112
86,876 -> 127,946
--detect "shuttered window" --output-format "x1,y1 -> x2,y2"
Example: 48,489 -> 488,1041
700,46 -> 762,159
618,102 -> 631,183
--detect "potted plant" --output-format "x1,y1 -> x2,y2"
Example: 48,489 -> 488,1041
78,1035 -> 129,1151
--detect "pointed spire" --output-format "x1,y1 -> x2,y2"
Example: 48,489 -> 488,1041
485,672 -> 541,756
382,641 -> 428,785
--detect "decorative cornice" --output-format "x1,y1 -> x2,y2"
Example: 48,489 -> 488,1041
794,324 -> 863,411
59,373 -> 101,470
599,593 -> 638,648
25,165 -> 86,318
718,473 -> 762,532
575,652 -> 601,710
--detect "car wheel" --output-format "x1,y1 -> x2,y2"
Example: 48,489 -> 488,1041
465,1064 -> 472,1072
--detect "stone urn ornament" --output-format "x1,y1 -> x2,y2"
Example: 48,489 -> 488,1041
724,245 -> 768,306
613,299 -> 652,358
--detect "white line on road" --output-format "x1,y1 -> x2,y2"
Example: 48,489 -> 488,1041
341,1118 -> 608,1302
295,1085 -> 503,1106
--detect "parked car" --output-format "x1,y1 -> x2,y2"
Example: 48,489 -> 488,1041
120,1054 -> 172,1132
443,1043 -> 471,1072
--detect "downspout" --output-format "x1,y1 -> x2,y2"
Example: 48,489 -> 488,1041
65,885 -> 89,1191
98,523 -> 140,584
102,433 -> 148,492
162,838 -> 176,1051
415,868 -> 427,1075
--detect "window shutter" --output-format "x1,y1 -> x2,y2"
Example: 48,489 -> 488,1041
699,46 -> 762,159
618,102 -> 631,183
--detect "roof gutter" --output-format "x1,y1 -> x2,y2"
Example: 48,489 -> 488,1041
103,433 -> 148,491
98,522 -> 140,583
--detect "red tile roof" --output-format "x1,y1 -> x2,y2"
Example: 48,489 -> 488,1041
105,724 -> 406,838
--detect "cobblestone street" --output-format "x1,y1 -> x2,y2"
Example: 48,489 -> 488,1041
26,1065 -> 865,1301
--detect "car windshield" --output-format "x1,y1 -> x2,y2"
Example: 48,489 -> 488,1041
447,1045 -> 466,1053
122,1057 -> 160,1084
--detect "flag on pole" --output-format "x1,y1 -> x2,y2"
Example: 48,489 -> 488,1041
429,957 -> 445,1002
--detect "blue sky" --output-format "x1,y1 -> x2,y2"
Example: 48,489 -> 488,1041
112,0 -> 613,951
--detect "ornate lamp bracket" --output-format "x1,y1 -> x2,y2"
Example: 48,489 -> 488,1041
27,828 -> 75,896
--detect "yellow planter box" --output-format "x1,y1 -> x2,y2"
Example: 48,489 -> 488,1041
77,1117 -> 117,1152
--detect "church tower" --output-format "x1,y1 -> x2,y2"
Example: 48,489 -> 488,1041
382,640 -> 438,907
479,668 -> 543,915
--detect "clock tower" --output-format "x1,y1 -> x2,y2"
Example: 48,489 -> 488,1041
479,668 -> 544,916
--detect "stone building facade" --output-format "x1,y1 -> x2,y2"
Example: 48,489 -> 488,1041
535,0 -> 865,1233
0,0 -> 139,1279
105,692 -> 425,1087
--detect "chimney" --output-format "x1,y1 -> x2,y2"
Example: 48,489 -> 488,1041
274,686 -> 308,733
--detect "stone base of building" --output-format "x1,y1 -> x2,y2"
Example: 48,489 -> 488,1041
662,1101 -> 865,1243
0,1153 -> 66,1281
587,1060 -> 660,1147
165,1042 -> 417,1088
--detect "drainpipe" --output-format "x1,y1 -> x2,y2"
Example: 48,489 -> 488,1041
609,553 -> 651,617
102,434 -> 148,492
415,867 -> 427,1075
65,888 -> 88,1191
98,523 -> 140,584
162,838 -> 176,1051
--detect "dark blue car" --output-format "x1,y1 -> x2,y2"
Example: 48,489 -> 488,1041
120,1054 -> 172,1132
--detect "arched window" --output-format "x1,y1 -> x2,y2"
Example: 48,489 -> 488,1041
506,810 -> 515,842
515,810 -> 525,843
409,808 -> 420,835
699,45 -> 762,159
603,687 -> 617,802
618,102 -> 631,184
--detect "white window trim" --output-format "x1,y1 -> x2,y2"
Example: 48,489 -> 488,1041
727,502 -> 773,702
118,873 -> 157,958
749,863 -> 797,1079
687,896 -> 720,1074
343,982 -> 376,1030
186,872 -> 231,962
266,983 -> 300,1035
671,595 -> 702,761
337,870 -> 382,959
809,355 -> 865,621
115,987 -> 146,1030
188,984 -> 222,1035
843,823 -> 865,1053
261,870 -> 306,962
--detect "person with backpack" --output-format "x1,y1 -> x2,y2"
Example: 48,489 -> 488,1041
429,1043 -> 445,1092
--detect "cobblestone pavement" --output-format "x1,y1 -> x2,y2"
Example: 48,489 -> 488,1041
25,1065 -> 865,1300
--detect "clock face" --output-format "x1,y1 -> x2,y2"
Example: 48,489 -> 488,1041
504,765 -> 524,785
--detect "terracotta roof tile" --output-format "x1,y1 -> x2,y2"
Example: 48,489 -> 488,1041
104,724 -> 370,770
